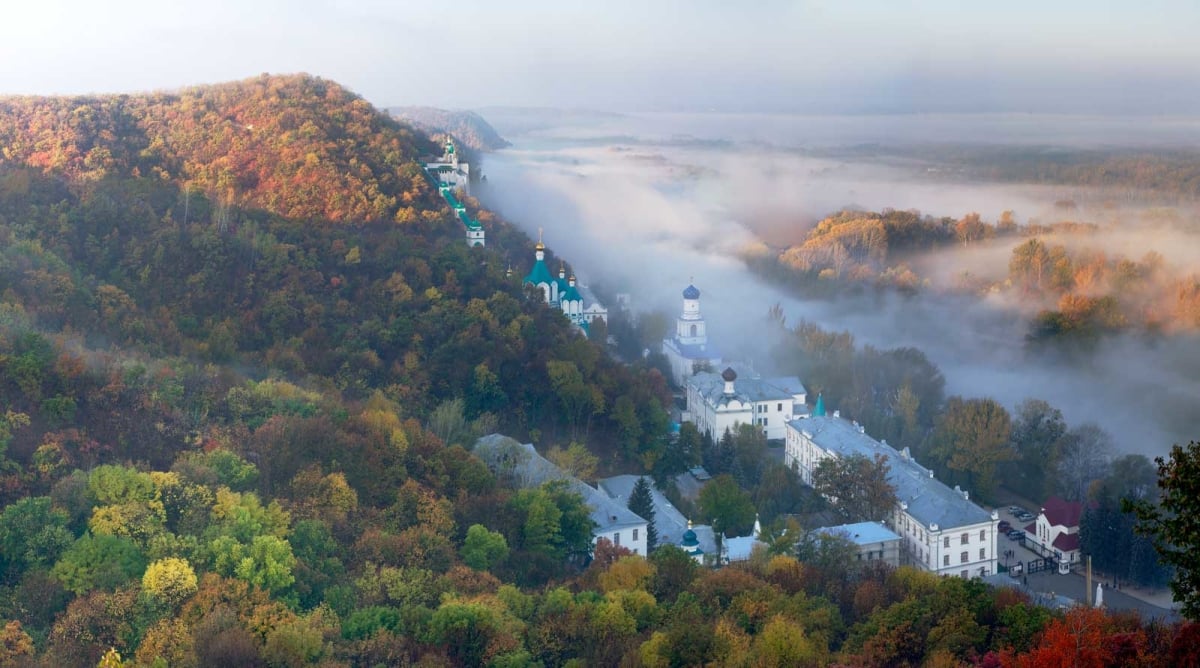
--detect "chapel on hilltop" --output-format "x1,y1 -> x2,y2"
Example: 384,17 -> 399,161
522,238 -> 607,329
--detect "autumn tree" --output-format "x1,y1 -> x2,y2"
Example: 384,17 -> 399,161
811,453 -> 896,523
142,557 -> 199,605
1125,440 -> 1200,620
929,396 -> 1014,502
547,442 -> 599,483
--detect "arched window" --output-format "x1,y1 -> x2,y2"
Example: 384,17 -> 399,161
690,324 -> 697,337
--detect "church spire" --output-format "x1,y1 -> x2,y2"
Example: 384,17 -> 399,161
814,393 -> 826,417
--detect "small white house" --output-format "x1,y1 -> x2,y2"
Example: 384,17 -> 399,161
1025,496 -> 1085,567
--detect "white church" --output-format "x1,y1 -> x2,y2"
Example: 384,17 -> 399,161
661,284 -> 722,387
522,239 -> 607,329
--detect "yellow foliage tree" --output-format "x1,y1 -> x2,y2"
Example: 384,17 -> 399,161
142,557 -> 199,605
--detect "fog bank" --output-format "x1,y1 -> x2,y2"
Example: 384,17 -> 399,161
477,112 -> 1200,456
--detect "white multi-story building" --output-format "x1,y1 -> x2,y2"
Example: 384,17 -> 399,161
685,366 -> 808,442
662,284 -> 722,387
785,414 -> 999,578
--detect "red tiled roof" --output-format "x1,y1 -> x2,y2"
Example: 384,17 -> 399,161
1052,532 -> 1081,553
1023,522 -> 1036,534
1040,496 -> 1084,529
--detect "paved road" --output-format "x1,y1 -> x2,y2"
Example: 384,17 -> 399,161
993,506 -> 1179,620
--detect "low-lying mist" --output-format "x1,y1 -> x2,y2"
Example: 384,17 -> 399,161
477,112 -> 1200,457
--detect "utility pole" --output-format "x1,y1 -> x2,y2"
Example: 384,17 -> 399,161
1086,555 -> 1093,607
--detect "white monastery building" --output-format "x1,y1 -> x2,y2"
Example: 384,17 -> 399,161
662,284 -> 722,387
423,138 -> 485,246
685,366 -> 808,442
785,412 -> 999,579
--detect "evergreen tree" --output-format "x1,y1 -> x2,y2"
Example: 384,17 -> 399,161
627,477 -> 658,552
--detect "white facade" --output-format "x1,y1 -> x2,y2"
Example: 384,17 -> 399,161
1026,497 -> 1083,565
686,367 -> 807,442
425,138 -> 471,194
597,523 -> 648,556
522,242 -> 607,330
662,284 -> 721,387
425,139 -> 483,246
786,415 -> 999,579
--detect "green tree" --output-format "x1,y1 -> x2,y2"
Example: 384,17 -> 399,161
0,496 -> 74,576
209,533 -> 297,595
697,474 -> 755,543
811,453 -> 896,523
428,600 -> 500,666
1002,398 -> 1067,500
929,396 -> 1014,501
627,476 -> 658,552
51,533 -> 147,595
461,524 -> 509,571
1125,440 -> 1200,620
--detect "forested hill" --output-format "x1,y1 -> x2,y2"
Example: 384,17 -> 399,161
0,73 -> 441,222
388,106 -> 511,152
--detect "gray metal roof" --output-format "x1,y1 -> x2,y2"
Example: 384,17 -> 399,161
818,521 -> 902,546
790,416 -> 994,530
598,474 -> 716,554
474,434 -> 646,534
689,366 -> 807,408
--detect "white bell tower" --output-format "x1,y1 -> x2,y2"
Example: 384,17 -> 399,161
676,282 -> 707,346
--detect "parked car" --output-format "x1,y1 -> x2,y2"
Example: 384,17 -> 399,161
998,520 -> 1012,533
1007,529 -> 1025,541
1008,505 -> 1024,515
1016,511 -> 1035,522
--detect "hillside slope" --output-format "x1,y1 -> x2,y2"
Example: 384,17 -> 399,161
388,106 -> 510,152
0,73 -> 440,222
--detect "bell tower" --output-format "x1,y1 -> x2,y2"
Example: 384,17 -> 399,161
676,282 -> 707,346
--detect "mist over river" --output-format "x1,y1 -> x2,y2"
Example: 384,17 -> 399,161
476,112 -> 1200,457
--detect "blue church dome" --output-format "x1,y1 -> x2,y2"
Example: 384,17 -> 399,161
682,284 -> 700,299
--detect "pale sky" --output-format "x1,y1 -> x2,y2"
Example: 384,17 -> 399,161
3,0 -> 1198,113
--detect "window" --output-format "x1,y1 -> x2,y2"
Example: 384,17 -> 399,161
961,551 -> 968,563
961,533 -> 969,545
943,555 -> 950,566
943,536 -> 950,548
777,403 -> 782,411
980,548 -> 986,560
763,418 -> 768,426
633,529 -> 639,541
613,532 -> 620,546
961,570 -> 969,578
980,529 -> 986,542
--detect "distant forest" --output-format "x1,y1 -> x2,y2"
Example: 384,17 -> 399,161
823,144 -> 1200,201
